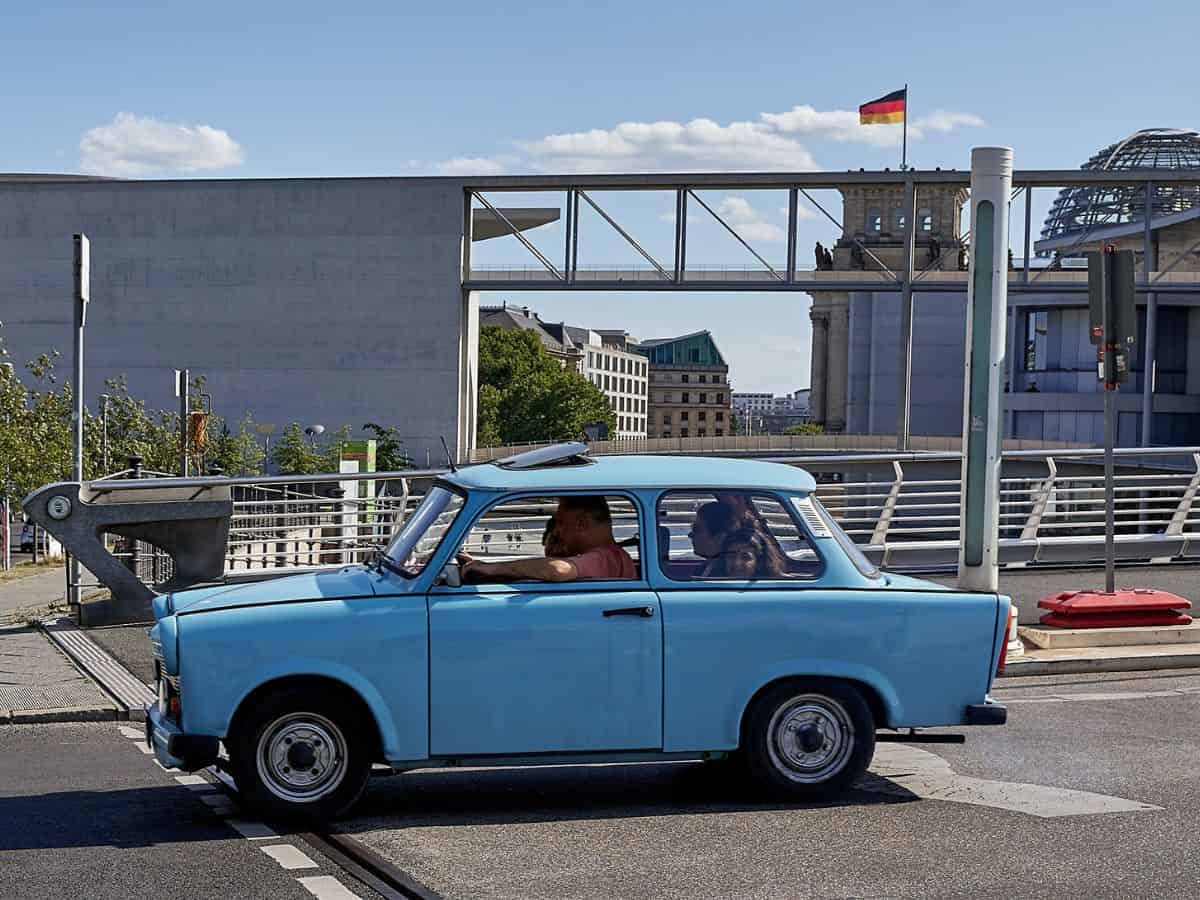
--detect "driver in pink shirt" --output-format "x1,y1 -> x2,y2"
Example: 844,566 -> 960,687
460,495 -> 635,582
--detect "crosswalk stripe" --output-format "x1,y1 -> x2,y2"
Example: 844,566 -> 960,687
260,843 -> 319,870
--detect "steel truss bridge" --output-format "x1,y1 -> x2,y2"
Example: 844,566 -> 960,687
460,169 -> 1200,295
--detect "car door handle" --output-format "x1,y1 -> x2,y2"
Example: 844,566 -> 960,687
602,606 -> 655,618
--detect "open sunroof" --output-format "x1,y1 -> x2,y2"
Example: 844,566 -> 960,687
493,441 -> 593,470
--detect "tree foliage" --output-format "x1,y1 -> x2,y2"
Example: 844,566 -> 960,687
476,326 -> 615,445
363,422 -> 412,471
784,423 -> 825,435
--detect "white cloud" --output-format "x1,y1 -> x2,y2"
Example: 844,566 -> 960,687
911,110 -> 986,133
79,112 -> 243,176
715,196 -> 784,242
522,117 -> 820,173
436,156 -> 507,176
432,101 -> 984,176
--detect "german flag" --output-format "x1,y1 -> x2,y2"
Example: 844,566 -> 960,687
859,89 -> 906,125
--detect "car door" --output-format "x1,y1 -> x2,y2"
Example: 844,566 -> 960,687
427,493 -> 662,757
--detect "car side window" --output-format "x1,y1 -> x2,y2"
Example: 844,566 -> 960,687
657,491 -> 823,582
457,494 -> 641,582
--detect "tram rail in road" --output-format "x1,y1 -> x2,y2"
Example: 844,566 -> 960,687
206,765 -> 445,900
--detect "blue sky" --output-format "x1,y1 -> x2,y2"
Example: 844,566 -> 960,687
5,1 -> 1197,391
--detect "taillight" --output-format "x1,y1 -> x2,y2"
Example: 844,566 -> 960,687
996,606 -> 1016,674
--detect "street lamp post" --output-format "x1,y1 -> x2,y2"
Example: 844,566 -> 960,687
69,234 -> 90,608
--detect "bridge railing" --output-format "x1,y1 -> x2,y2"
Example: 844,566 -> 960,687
83,447 -> 1200,583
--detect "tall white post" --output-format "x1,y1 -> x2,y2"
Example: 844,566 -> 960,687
70,234 -> 89,607
958,148 -> 1012,593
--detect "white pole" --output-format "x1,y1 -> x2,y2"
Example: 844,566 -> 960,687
71,234 -> 89,606
958,148 -> 1012,593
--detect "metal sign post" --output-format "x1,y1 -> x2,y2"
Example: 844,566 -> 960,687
70,234 -> 89,607
1088,247 -> 1136,593
958,148 -> 1012,593
176,368 -> 190,477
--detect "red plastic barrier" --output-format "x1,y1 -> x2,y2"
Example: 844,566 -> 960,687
1038,589 -> 1192,628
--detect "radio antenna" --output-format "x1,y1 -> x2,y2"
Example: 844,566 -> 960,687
439,436 -> 457,473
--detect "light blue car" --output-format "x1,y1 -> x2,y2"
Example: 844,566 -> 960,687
148,443 -> 1010,821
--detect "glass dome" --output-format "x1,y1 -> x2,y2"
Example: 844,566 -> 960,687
1039,128 -> 1200,253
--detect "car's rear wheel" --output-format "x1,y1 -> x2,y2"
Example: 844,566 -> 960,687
742,679 -> 874,801
228,686 -> 372,822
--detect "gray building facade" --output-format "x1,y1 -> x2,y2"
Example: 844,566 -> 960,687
1,175 -> 480,466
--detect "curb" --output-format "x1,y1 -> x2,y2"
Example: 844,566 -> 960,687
1001,652 -> 1200,677
38,618 -> 155,721
5,705 -> 120,725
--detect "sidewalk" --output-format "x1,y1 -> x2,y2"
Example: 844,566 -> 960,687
0,624 -> 118,723
0,566 -> 68,618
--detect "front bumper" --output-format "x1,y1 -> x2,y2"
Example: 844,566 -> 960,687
965,699 -> 1008,726
146,704 -> 219,771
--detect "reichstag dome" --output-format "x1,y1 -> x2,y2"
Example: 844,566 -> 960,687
1040,127 -> 1200,250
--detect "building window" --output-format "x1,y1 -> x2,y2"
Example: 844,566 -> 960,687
663,413 -> 672,424
699,428 -> 707,437
868,207 -> 882,233
919,208 -> 933,232
682,392 -> 690,403
682,374 -> 689,383
716,412 -> 724,422
699,374 -> 707,383
699,411 -> 707,421
715,428 -> 724,436
700,392 -> 707,404
716,392 -> 724,403
641,399 -> 646,412
1024,310 -> 1049,372
663,430 -> 672,438
681,428 -> 689,437
681,411 -> 689,421
893,207 -> 906,232
605,375 -> 612,390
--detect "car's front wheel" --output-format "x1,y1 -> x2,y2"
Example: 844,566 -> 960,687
228,686 -> 373,822
742,679 -> 874,801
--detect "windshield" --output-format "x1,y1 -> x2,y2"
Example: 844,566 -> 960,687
382,485 -> 465,577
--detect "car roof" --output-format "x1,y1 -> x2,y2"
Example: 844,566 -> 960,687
443,454 -> 817,494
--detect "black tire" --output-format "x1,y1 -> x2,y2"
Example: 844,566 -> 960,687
228,686 -> 373,822
742,678 -> 875,801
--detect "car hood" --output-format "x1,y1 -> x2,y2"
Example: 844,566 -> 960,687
167,567 -> 379,616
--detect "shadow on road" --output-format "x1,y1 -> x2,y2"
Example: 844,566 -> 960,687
340,759 -> 918,832
0,784 -> 235,852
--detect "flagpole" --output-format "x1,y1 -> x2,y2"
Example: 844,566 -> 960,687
901,83 -> 908,170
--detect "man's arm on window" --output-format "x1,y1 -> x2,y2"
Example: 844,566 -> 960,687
463,556 -> 579,582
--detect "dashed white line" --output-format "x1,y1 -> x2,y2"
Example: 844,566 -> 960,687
260,843 -> 319,870
118,725 -> 143,740
226,818 -> 278,840
175,774 -> 218,791
297,875 -> 363,899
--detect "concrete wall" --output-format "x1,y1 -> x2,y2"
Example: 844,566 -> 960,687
0,176 -> 472,467
846,290 -> 967,437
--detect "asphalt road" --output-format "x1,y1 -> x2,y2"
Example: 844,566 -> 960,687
337,668 -> 1200,900
0,722 -> 382,900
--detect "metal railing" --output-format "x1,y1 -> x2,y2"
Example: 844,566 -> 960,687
84,447 -> 1200,585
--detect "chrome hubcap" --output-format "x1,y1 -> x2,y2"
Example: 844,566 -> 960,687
766,694 -> 854,783
257,713 -> 348,803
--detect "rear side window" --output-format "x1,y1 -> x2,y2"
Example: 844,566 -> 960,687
657,491 -> 823,582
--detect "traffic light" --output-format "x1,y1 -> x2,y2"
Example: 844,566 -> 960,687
1086,247 -> 1137,385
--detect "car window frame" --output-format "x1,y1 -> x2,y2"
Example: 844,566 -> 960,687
382,481 -> 468,579
434,488 -> 650,595
654,488 -> 826,587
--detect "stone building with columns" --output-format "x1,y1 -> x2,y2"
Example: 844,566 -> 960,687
808,128 -> 1200,446
808,181 -> 969,434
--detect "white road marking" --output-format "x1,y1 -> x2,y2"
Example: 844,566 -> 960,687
1000,686 -> 1200,704
226,818 -> 278,840
260,843 -> 319,870
118,725 -> 143,740
136,743 -> 155,755
868,744 -> 1160,818
298,875 -> 363,899
175,774 -> 216,790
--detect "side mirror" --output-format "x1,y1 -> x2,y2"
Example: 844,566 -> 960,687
438,561 -> 462,588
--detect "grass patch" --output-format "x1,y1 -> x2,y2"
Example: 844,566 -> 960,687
0,558 -> 63,584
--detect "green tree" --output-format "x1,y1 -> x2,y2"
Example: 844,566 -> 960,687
784,423 -> 825,435
320,424 -> 354,473
207,414 -> 266,476
363,422 -> 412,471
477,326 -> 615,445
271,423 -> 326,475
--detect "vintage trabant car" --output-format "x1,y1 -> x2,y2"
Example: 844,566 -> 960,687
148,444 -> 1010,820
